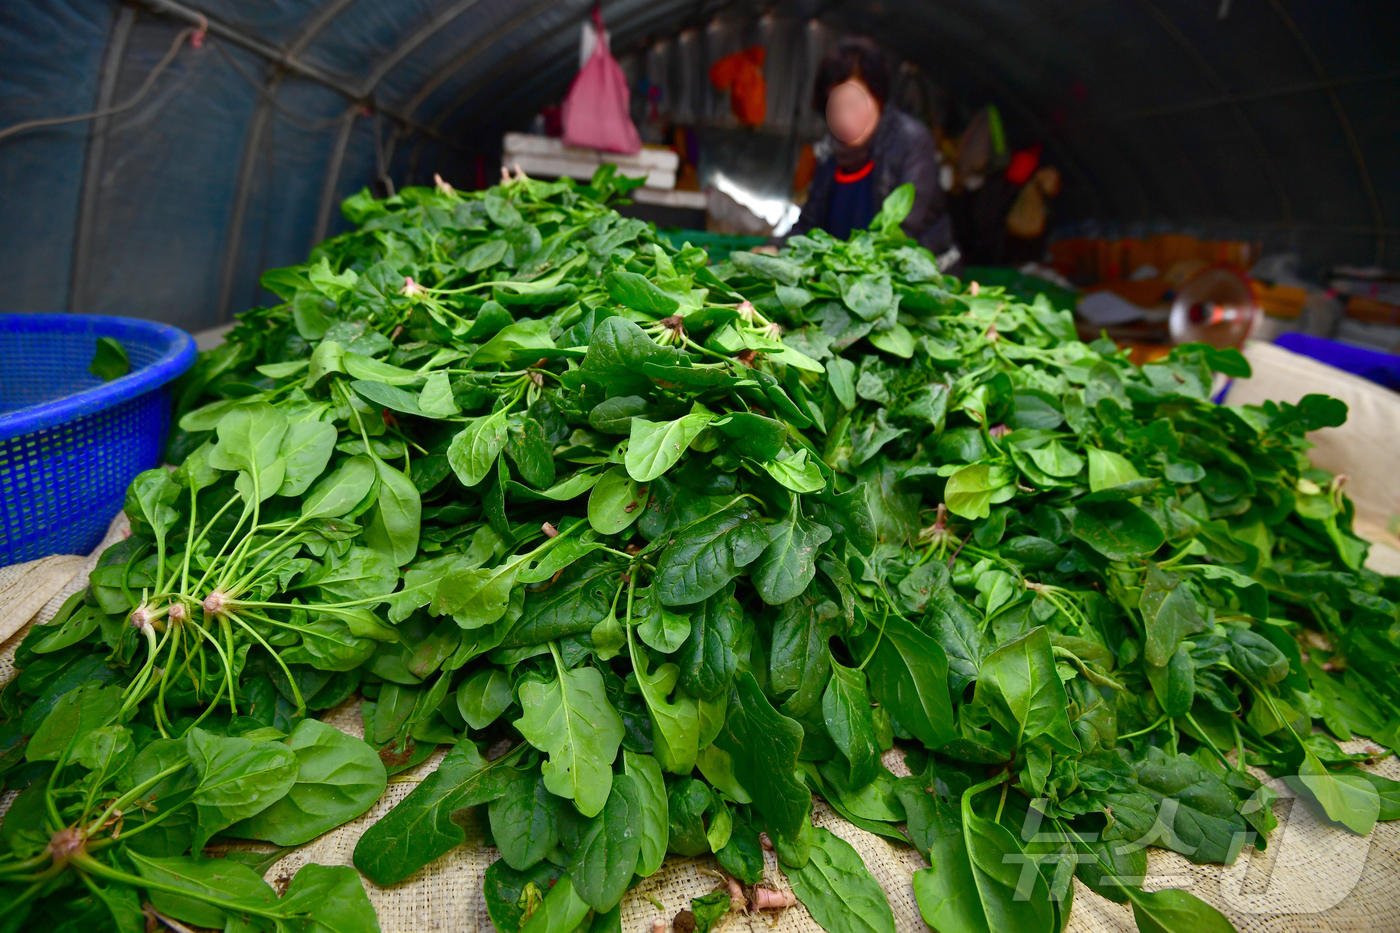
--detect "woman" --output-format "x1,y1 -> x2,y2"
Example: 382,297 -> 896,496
790,38 -> 959,271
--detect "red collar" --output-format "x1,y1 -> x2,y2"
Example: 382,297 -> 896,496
834,160 -> 874,183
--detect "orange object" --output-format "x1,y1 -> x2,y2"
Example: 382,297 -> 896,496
1346,294 -> 1400,326
709,46 -> 767,126
1128,343 -> 1173,366
1120,236 -> 1153,275
1254,282 -> 1308,320
1049,238 -> 1093,279
1086,278 -> 1172,308
792,143 -> 816,195
1098,239 -> 1122,282
1050,234 -> 1260,286
1154,234 -> 1200,271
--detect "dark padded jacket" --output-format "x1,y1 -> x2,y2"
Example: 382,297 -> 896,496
791,105 -> 955,257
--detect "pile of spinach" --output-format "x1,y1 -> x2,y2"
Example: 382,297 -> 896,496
3,170 -> 1398,933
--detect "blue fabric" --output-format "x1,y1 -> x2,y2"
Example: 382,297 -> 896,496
1274,333 -> 1400,393
0,1 -> 114,313
825,165 -> 876,242
79,26 -> 263,332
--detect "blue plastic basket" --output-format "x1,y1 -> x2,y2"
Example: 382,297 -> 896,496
0,314 -> 196,567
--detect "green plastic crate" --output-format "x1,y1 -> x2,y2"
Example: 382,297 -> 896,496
964,265 -> 1080,314
658,229 -> 769,263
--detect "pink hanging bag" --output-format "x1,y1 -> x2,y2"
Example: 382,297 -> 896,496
560,6 -> 642,154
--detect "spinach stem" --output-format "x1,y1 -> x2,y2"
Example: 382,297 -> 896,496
119,623 -> 169,716
180,482 -> 200,596
182,489 -> 246,596
0,856 -> 71,884
1156,548 -> 1196,571
960,543 -> 1024,582
0,878 -> 48,913
85,760 -> 189,837
0,850 -> 53,875
72,854 -> 286,920
1185,711 -> 1232,770
1118,715 -> 1169,739
1053,818 -> 1123,880
117,542 -> 148,609
682,336 -> 733,364
190,492 -> 252,597
962,773 -> 1009,803
229,611 -> 305,714
175,674 -> 228,740
232,578 -> 437,612
217,472 -> 270,592
1253,680 -> 1308,751
107,788 -> 200,842
230,527 -> 307,592
222,616 -> 238,713
173,624 -> 198,702
152,526 -> 168,598
186,617 -> 237,718
856,601 -> 889,672
607,574 -> 627,620
43,727 -> 84,832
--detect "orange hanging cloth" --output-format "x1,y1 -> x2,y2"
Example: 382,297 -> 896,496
709,46 -> 767,126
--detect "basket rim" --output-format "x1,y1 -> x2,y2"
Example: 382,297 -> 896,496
0,313 -> 197,443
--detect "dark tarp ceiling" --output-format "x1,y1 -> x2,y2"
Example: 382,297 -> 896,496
0,0 -> 1395,333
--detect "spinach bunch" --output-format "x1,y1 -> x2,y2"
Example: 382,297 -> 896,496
3,172 -> 1397,933
708,189 -> 1400,933
0,683 -> 381,931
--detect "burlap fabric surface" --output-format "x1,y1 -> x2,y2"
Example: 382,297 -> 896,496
1230,340 -> 1400,575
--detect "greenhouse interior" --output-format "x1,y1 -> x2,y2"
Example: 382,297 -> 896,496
1,2 -> 1399,932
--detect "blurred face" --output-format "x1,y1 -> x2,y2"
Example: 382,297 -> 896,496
826,79 -> 880,147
